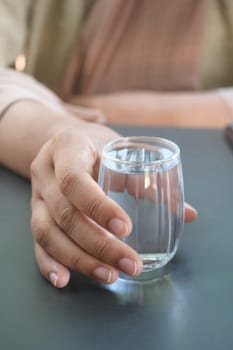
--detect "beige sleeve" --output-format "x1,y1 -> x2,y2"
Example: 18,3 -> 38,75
0,1 -> 66,119
0,68 -> 64,120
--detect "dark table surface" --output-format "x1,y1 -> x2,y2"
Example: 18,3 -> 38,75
0,126 -> 233,350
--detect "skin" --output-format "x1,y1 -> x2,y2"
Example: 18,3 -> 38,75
70,91 -> 232,128
0,97 -> 198,289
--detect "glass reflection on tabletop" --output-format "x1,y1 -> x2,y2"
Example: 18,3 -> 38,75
103,254 -> 191,306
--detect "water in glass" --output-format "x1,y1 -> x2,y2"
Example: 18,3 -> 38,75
98,137 -> 184,276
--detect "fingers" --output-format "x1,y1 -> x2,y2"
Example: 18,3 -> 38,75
31,127 -> 197,290
31,199 -> 121,284
184,202 -> 198,222
34,241 -> 70,288
53,155 -> 132,237
31,136 -> 142,288
60,171 -> 132,236
126,172 -> 198,223
48,130 -> 133,237
36,141 -> 132,237
126,173 -> 157,201
33,195 -> 196,290
37,169 -> 142,276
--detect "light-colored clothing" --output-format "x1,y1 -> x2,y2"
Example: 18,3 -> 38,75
1,0 -> 233,116
64,0 -> 208,96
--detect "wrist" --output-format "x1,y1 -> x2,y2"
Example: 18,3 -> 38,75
0,99 -> 88,177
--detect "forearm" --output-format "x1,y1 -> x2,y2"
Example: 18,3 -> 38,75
0,68 -> 64,114
70,91 -> 232,128
0,100 -> 81,177
0,69 -> 100,177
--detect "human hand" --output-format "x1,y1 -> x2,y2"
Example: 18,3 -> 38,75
30,121 -> 144,287
30,121 -> 197,288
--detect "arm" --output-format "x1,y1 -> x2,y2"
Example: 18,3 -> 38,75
0,69 -> 144,287
0,70 -> 197,288
69,91 -> 232,128
0,99 -> 75,177
0,69 -> 105,176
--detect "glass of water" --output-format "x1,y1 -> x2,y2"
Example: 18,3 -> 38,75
98,136 -> 184,282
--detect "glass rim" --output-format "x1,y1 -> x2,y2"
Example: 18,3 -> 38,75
102,136 -> 180,166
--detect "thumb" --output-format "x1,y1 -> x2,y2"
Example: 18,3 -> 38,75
184,202 -> 198,223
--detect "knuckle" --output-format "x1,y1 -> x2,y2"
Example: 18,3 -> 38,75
70,254 -> 82,271
59,170 -> 79,196
31,218 -> 50,249
56,204 -> 76,232
85,197 -> 104,220
94,238 -> 111,260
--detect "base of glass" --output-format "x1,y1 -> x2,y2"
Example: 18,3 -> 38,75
119,265 -> 168,284
104,265 -> 173,305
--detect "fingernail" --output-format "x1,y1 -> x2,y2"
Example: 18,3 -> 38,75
93,267 -> 112,283
49,272 -> 58,287
118,258 -> 138,276
108,218 -> 128,236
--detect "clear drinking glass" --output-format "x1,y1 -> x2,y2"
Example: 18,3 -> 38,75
98,136 -> 184,282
